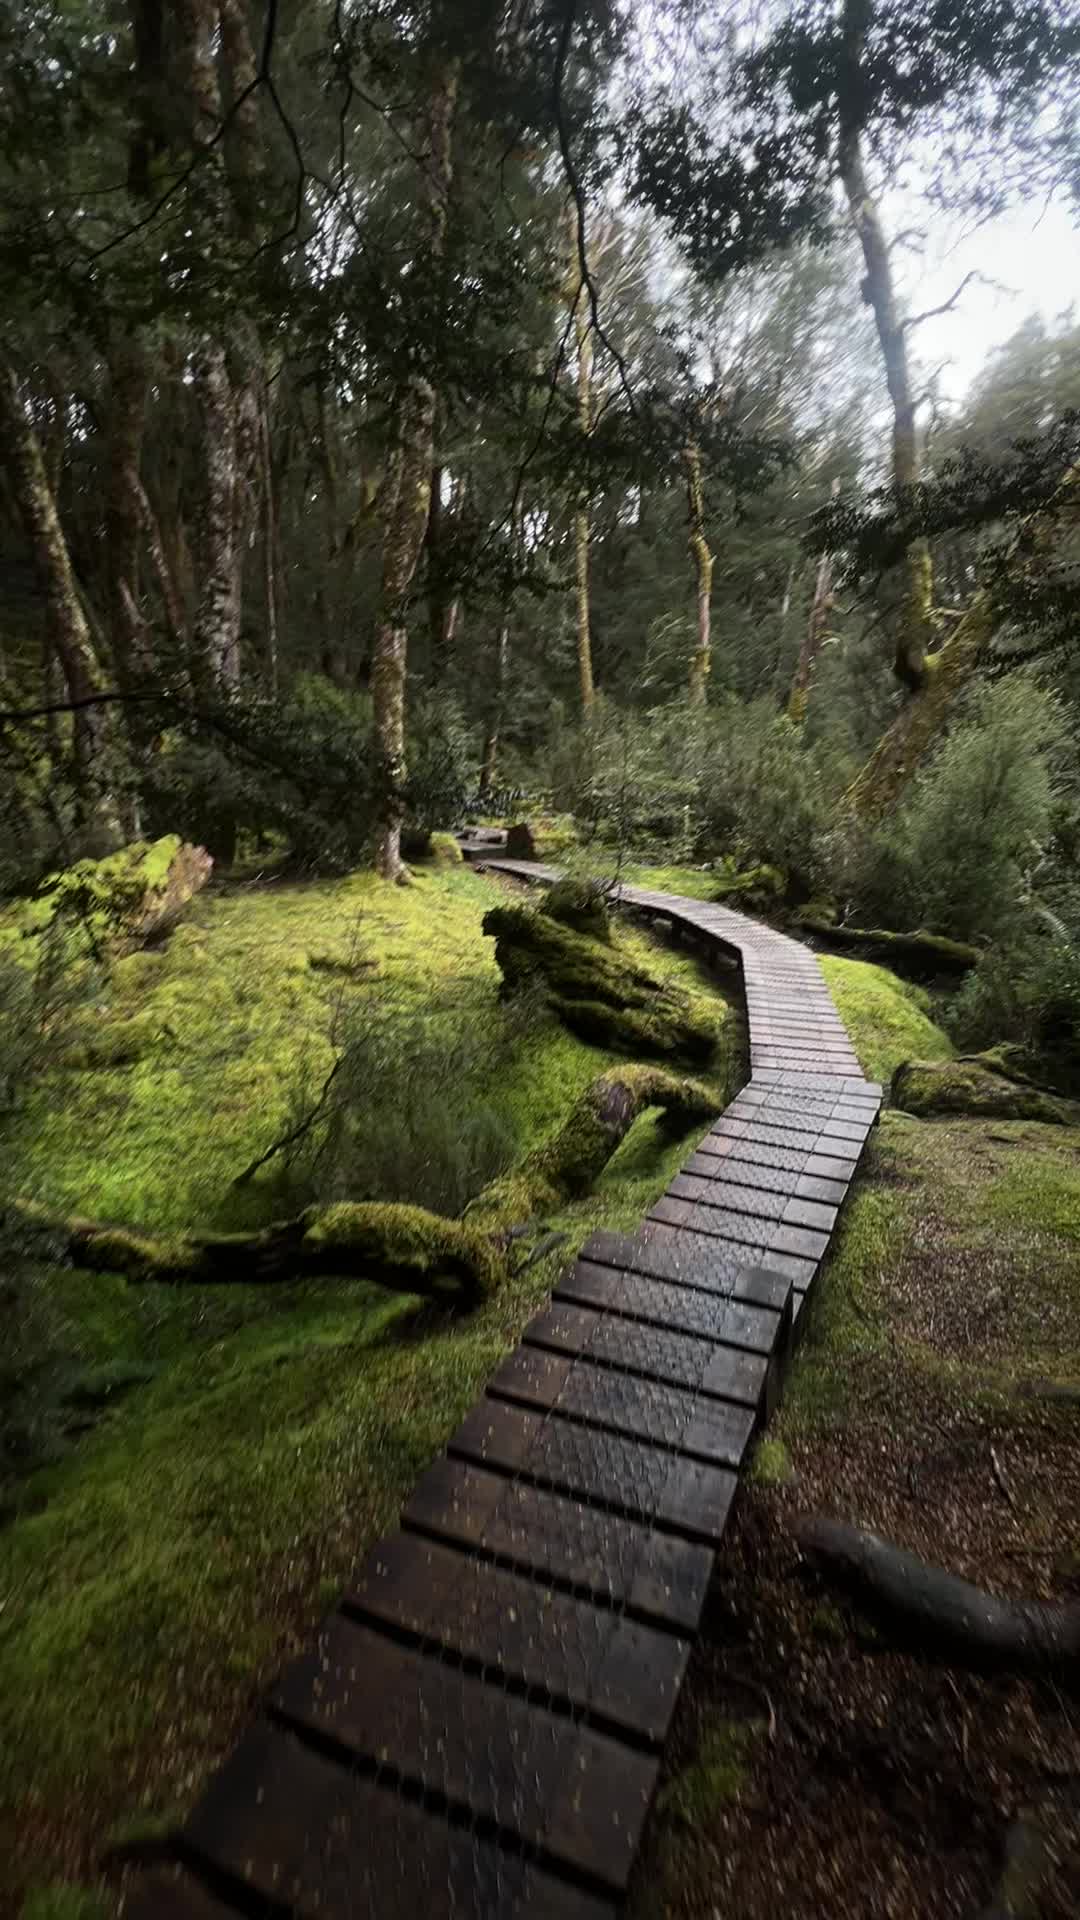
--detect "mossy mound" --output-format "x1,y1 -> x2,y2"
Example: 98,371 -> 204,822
798,917 -> 979,981
542,877 -> 612,943
482,904 -> 717,1064
25,837 -> 212,954
56,1009 -> 174,1071
711,859 -> 786,911
892,1054 -> 1080,1126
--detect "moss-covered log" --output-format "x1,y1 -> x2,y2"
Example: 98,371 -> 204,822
797,918 -> 979,981
11,1198 -> 502,1303
471,1063 -> 715,1224
798,1515 -> 1080,1678
10,1064 -> 717,1304
892,1055 -> 1080,1126
483,903 -> 717,1063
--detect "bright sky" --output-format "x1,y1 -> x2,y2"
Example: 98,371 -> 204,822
889,193 -> 1080,403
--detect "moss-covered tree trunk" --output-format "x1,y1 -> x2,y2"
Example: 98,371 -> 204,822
372,54 -> 460,881
683,438 -> 713,705
848,465 -> 1080,817
0,359 -> 123,848
479,615 -> 510,795
839,0 -> 933,694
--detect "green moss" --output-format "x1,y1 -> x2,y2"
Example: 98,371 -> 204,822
57,1010 -> 173,1072
818,954 -> 953,1085
542,877 -> 612,943
747,1435 -> 793,1487
810,1600 -> 849,1644
21,1887 -> 109,1920
800,920 -> 978,980
483,904 -> 720,1064
892,1057 -> 1080,1125
658,1719 -> 764,1825
0,862 -> 740,1905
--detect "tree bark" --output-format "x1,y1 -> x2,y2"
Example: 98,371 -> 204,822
372,54 -> 460,881
573,294 -> 596,711
788,484 -> 838,723
839,0 -> 933,692
0,361 -> 123,849
847,464 -> 1080,816
479,616 -> 510,795
105,340 -> 150,694
683,438 -> 713,705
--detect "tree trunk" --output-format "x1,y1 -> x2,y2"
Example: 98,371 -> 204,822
0,361 -> 123,848
105,340 -> 150,693
573,296 -> 596,711
847,464 -> 1080,817
372,54 -> 460,881
479,617 -> 510,795
788,482 -> 839,723
683,438 -> 713,705
839,1 -> 933,691
191,339 -> 242,687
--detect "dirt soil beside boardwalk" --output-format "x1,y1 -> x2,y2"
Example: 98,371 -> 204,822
630,1111 -> 1080,1920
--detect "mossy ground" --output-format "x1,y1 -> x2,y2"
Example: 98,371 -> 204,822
634,1074 -> 1080,1920
0,862 -> 739,1914
817,954 -> 954,1085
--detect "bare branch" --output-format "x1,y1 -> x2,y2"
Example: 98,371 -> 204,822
901,270 -> 1006,333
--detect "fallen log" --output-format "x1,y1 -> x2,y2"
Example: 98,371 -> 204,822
796,1515 -> 1080,1678
10,1065 -> 716,1306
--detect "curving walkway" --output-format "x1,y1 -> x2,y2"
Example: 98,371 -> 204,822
129,859 -> 881,1920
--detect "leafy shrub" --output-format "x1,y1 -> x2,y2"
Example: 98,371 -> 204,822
698,701 -> 831,895
896,677 -> 1065,944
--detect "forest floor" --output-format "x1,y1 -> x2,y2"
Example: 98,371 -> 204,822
632,1102 -> 1080,1920
0,856 -> 740,1919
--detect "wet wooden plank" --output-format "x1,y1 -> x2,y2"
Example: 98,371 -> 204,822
555,1259 -> 782,1350
666,1172 -> 838,1234
647,1193 -> 830,1264
580,1231 -> 790,1314
404,1457 -> 715,1633
271,1617 -> 658,1890
344,1532 -> 688,1743
184,1718 -> 615,1918
487,1347 -> 756,1469
525,1301 -> 771,1405
448,1399 -> 738,1547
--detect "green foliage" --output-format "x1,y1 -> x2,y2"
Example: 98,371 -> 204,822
658,1719 -> 764,1825
837,677 -> 1068,945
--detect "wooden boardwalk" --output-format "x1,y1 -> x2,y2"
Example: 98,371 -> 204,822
130,858 -> 880,1920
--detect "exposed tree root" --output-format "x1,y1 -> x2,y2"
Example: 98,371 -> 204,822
9,1065 -> 716,1306
797,1516 -> 1080,1678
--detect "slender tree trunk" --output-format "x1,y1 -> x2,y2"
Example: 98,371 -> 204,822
372,54 -> 460,880
788,479 -> 839,722
839,1 -> 933,691
0,361 -> 123,848
191,339 -> 242,687
683,438 -> 713,704
573,297 -> 595,710
479,618 -> 510,796
260,394 -> 278,696
135,475 -> 188,657
105,340 -> 150,691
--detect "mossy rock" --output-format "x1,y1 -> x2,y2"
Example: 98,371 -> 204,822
797,918 -> 979,981
892,1055 -> 1080,1126
542,878 -> 612,944
482,905 -> 716,1064
29,837 -> 212,955
748,1435 -> 794,1487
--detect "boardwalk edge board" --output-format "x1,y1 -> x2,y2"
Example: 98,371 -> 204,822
125,850 -> 881,1919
